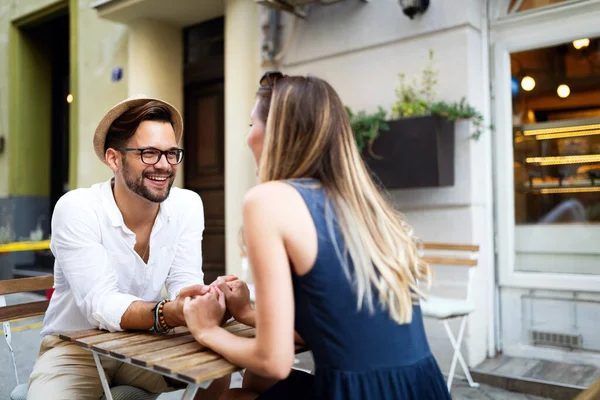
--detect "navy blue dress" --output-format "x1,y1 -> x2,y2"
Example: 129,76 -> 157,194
258,179 -> 450,400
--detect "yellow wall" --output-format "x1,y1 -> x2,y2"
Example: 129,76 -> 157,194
75,0 -> 129,188
8,22 -> 52,196
224,0 -> 260,278
0,0 -> 129,194
1,0 -> 68,197
10,0 -> 63,19
128,19 -> 183,188
0,0 -> 66,198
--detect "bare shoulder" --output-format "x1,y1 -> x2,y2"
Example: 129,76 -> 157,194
243,181 -> 305,220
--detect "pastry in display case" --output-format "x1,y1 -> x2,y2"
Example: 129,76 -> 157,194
514,117 -> 600,224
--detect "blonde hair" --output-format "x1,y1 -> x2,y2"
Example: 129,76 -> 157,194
257,75 -> 431,324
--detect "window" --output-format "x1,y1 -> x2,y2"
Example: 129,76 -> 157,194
510,37 -> 600,274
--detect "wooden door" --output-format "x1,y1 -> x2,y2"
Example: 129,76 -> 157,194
183,18 -> 225,285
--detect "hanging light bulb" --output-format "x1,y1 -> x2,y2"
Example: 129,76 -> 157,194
66,94 -> 74,103
521,76 -> 536,91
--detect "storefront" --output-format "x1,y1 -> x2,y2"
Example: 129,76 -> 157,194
490,0 -> 600,364
2,0 -> 598,373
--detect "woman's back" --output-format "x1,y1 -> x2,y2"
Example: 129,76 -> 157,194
287,179 -> 449,399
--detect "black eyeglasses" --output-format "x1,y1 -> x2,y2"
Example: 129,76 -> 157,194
116,147 -> 184,165
259,71 -> 287,90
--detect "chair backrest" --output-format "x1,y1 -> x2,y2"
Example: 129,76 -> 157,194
420,242 -> 480,300
0,276 -> 54,323
0,275 -> 54,387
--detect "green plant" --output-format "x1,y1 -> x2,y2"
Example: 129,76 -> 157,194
345,106 -> 389,153
391,50 -> 492,140
392,49 -> 437,118
429,98 -> 493,140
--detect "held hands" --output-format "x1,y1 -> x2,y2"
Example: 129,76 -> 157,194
212,276 -> 254,326
181,275 -> 254,341
183,286 -> 226,344
164,284 -> 210,327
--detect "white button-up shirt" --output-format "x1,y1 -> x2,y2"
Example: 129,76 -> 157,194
41,179 -> 205,336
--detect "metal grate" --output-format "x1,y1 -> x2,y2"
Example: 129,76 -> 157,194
530,330 -> 583,350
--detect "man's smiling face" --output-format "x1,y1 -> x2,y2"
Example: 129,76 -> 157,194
119,120 -> 178,203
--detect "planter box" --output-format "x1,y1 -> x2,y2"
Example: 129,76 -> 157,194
363,115 -> 455,189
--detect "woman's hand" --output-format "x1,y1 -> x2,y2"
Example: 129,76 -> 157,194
183,286 -> 226,344
214,276 -> 254,326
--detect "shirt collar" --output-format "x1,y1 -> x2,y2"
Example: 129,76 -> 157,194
100,178 -> 172,229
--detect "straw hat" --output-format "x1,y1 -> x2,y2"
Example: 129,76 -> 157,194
93,95 -> 183,164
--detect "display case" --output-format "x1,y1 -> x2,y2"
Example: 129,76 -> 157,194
513,117 -> 600,224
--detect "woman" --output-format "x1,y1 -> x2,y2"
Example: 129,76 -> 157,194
183,72 -> 450,399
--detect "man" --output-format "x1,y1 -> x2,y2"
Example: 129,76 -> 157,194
28,96 -> 228,399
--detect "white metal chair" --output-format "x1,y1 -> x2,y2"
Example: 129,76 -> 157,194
418,242 -> 480,392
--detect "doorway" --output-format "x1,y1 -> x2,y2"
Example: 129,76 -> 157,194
491,3 -> 600,364
183,17 -> 226,285
9,9 -> 70,277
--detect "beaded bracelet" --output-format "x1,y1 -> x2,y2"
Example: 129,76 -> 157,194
151,299 -> 172,334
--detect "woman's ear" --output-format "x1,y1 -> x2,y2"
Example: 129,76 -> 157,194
105,149 -> 121,172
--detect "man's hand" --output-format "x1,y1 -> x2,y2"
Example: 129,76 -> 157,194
183,287 -> 226,344
214,276 -> 254,326
163,284 -> 210,327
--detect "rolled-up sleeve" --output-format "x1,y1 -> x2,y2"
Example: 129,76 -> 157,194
51,194 -> 140,332
165,192 -> 205,299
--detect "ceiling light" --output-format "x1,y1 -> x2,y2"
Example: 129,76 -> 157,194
573,38 -> 590,50
526,154 -> 600,166
520,76 -> 535,91
557,84 -> 570,98
66,94 -> 73,103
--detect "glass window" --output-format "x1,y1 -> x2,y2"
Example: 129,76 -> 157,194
510,37 -> 600,274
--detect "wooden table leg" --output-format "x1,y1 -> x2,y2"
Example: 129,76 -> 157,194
92,352 -> 113,400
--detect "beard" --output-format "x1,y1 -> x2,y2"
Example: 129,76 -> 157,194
122,159 -> 175,203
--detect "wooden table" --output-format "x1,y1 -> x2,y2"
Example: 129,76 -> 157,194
58,321 -> 306,400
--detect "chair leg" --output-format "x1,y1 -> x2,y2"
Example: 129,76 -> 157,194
442,317 -> 479,391
1,295 -> 20,386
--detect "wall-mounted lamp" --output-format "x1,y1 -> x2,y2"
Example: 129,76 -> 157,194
399,0 -> 429,19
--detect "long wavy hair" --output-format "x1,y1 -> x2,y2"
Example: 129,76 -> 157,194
256,74 -> 431,324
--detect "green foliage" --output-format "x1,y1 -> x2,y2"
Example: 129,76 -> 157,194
391,50 -> 492,140
345,50 -> 491,150
345,106 -> 389,152
392,50 -> 437,118
429,98 -> 493,140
